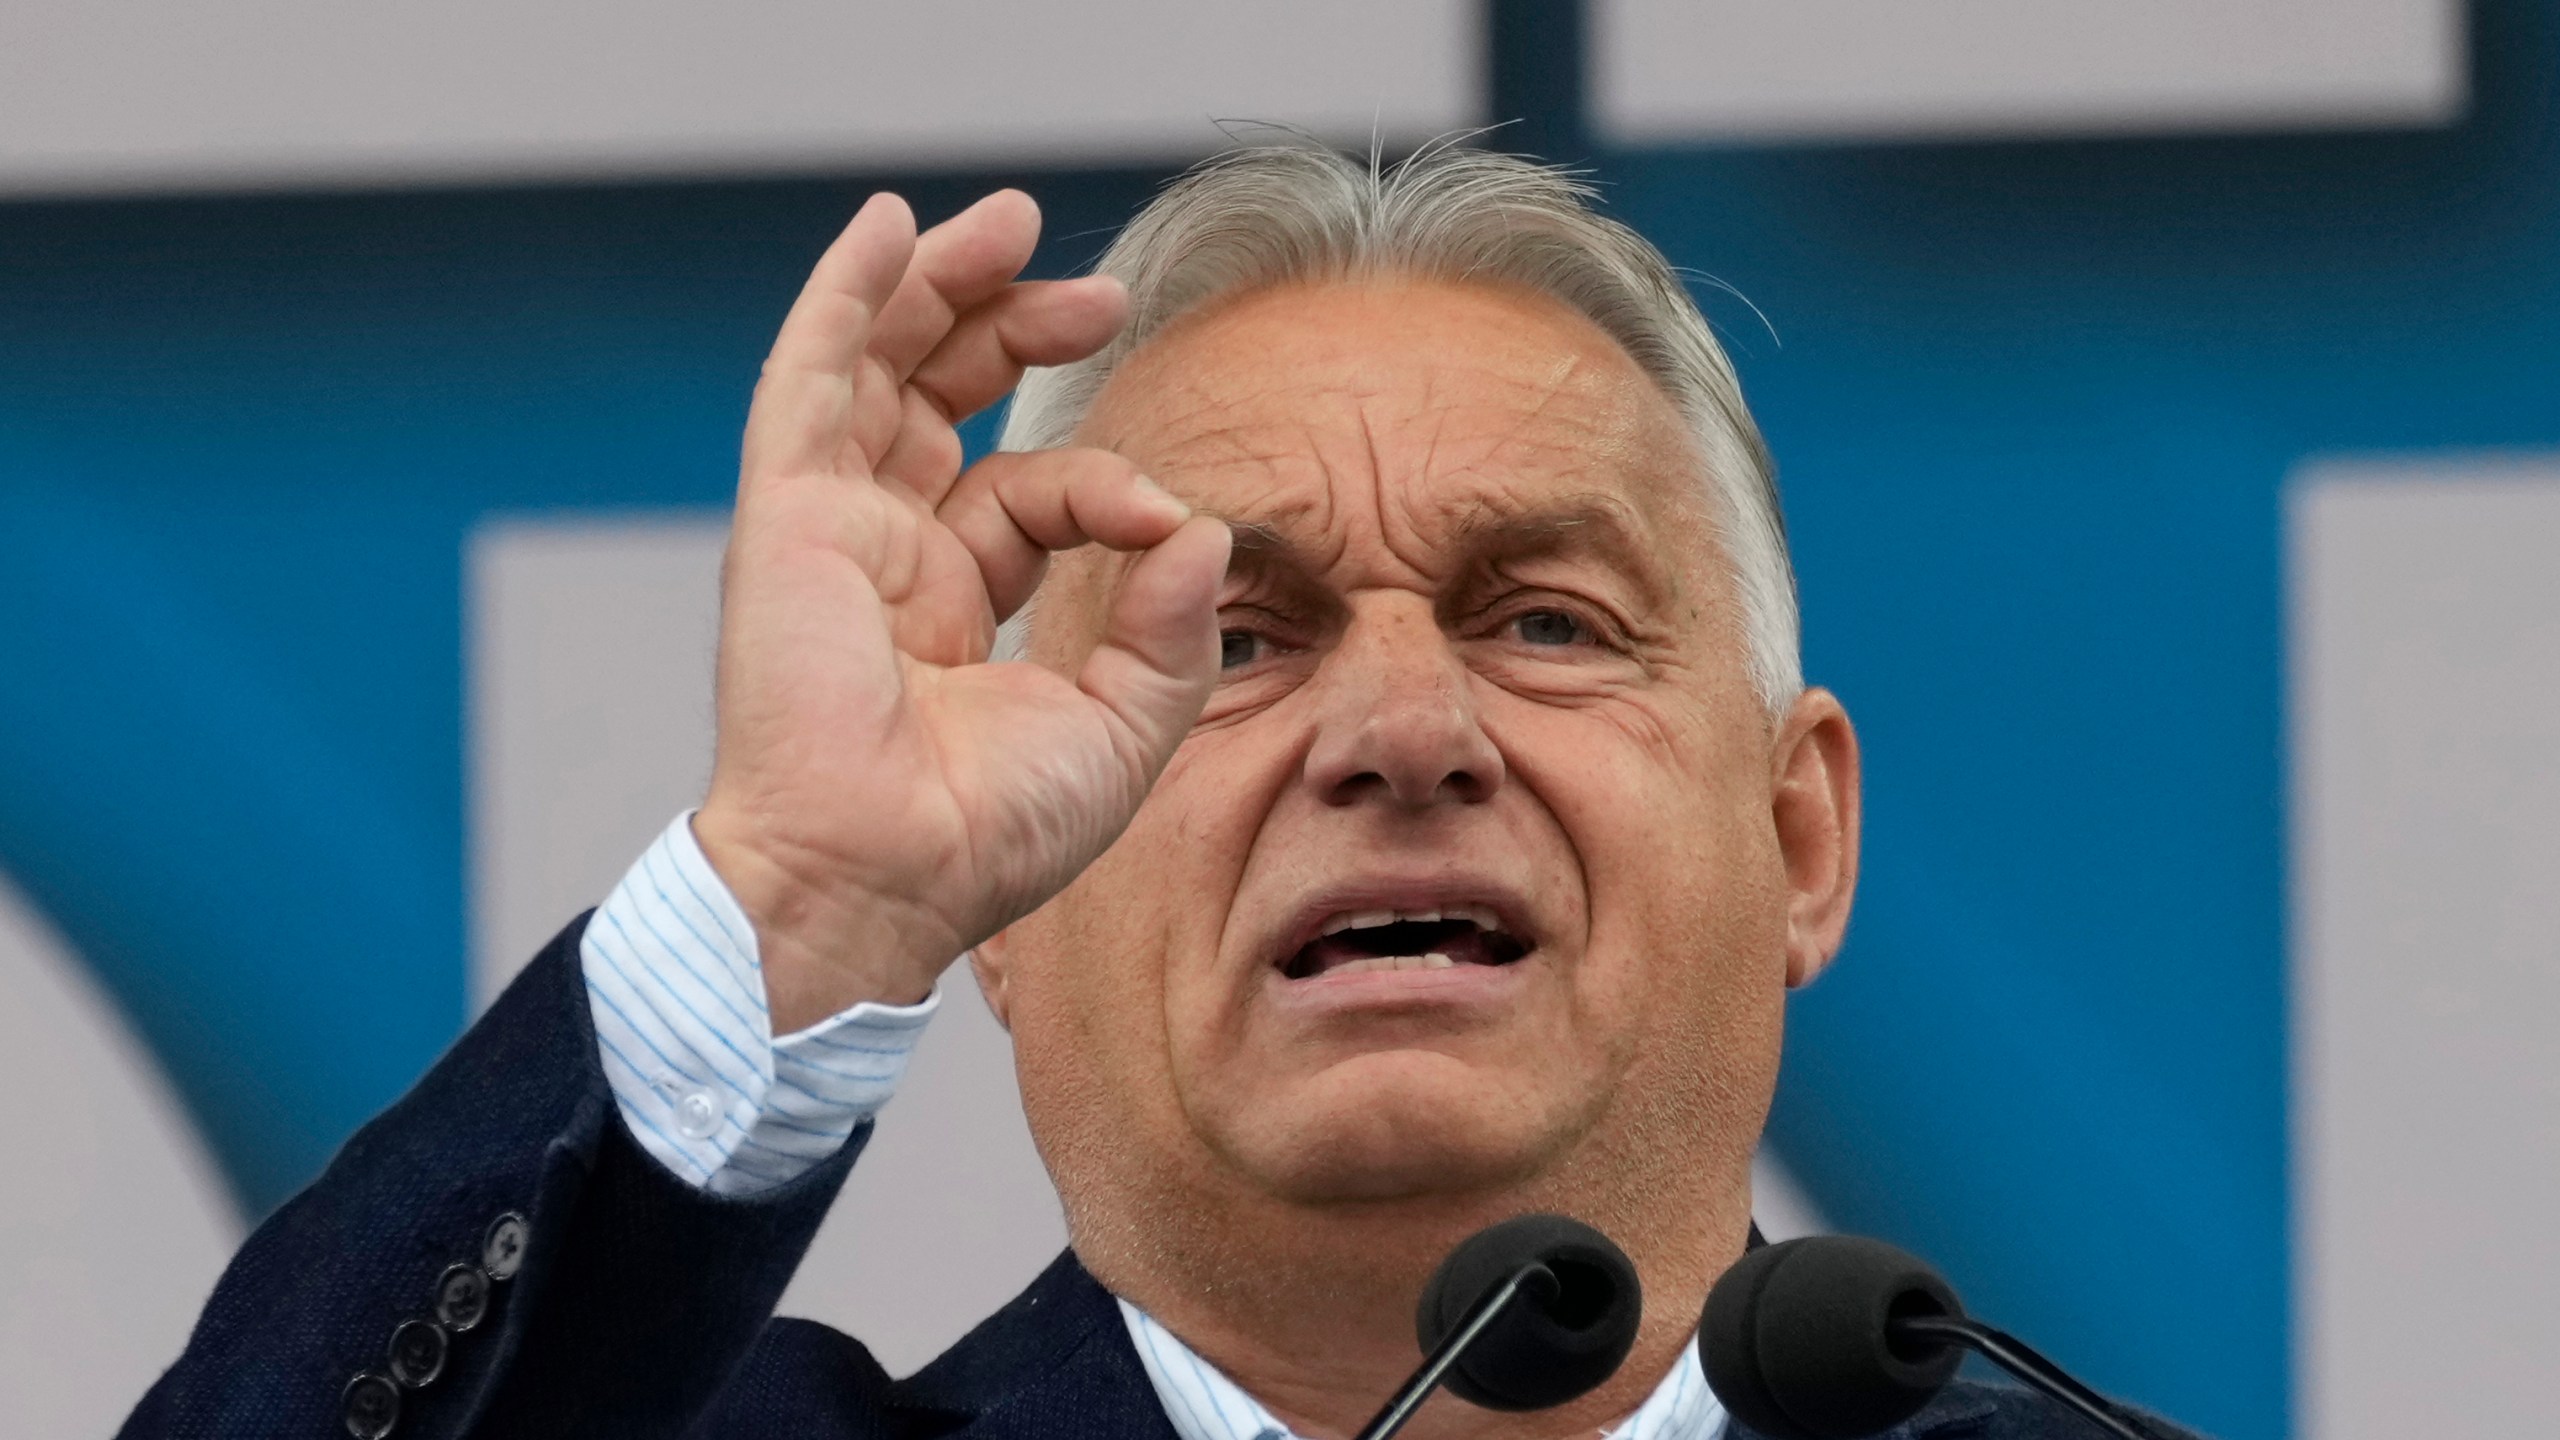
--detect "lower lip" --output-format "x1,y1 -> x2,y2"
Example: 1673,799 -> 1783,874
1261,955 -> 1533,1015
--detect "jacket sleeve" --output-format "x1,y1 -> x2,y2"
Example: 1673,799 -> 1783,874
118,912 -> 868,1440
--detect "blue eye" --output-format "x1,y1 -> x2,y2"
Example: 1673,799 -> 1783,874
1514,610 -> 1587,646
1219,630 -> 1263,670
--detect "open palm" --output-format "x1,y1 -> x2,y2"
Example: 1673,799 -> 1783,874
694,191 -> 1229,1029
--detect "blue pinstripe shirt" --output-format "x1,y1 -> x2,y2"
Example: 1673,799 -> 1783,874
580,812 -> 936,1197
584,813 -> 1726,1440
1122,1298 -> 1725,1440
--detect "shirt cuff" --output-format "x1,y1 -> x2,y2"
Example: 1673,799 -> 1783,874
579,811 -> 938,1196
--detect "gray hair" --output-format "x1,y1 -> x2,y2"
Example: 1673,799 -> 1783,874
996,140 -> 1801,712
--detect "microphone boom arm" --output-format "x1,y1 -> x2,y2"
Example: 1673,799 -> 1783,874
1889,1315 -> 2153,1440
1353,1262 -> 1559,1440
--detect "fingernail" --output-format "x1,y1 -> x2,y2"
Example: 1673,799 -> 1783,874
1135,474 -> 1190,518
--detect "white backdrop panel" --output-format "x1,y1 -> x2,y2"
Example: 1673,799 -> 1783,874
2289,456 -> 2560,1440
1596,0 -> 2462,143
0,1 -> 1476,196
0,869 -> 242,1437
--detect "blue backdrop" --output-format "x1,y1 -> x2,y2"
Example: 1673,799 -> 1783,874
5,5 -> 2557,1437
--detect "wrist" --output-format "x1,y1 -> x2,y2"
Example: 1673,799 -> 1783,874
689,805 -> 952,1031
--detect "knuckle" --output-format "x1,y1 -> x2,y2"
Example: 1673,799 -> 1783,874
1067,448 -> 1134,487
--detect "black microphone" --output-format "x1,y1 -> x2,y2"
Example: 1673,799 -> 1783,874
1352,1214 -> 1644,1440
1701,1236 -> 2160,1440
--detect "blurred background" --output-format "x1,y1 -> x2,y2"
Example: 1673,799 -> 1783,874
3,1 -> 2554,1436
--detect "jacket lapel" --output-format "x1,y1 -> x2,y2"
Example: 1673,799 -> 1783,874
885,1250 -> 1181,1440
1721,1381 -> 2002,1440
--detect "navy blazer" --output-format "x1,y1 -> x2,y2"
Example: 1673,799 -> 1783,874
121,916 -> 2192,1440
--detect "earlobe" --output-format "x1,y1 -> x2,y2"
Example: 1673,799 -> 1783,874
1770,688 -> 1862,990
971,932 -> 1015,1031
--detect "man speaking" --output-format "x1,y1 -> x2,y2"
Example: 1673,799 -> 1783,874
124,144 -> 2108,1440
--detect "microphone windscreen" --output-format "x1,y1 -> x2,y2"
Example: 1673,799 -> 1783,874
1415,1214 -> 1642,1412
1699,1236 -> 1965,1440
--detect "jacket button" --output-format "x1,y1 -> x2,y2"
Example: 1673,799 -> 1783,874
342,1372 -> 401,1438
435,1263 -> 492,1332
481,1212 -> 529,1281
388,1319 -> 448,1388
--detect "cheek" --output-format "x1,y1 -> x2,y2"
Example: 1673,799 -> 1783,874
1004,725 -> 1292,1116
999,827 -> 1201,1218
1492,687 -> 1789,1006
1492,693 -> 1792,1176
1142,726 -> 1308,1067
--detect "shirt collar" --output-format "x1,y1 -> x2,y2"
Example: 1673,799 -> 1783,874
1119,1299 -> 1727,1440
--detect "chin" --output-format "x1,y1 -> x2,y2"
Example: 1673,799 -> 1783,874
1207,1049 -> 1589,1205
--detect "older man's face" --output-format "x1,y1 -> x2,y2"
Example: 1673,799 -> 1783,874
990,278 -> 1829,1230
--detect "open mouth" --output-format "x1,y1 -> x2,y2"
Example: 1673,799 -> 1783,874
1281,908 -> 1534,980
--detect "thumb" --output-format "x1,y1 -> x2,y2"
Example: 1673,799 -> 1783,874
1076,515 -> 1231,773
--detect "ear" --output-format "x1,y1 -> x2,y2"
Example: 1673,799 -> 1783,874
971,930 -> 1016,1031
1770,687 -> 1861,989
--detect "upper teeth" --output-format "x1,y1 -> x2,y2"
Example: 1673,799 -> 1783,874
1319,906 -> 1501,936
1326,953 -> 1458,976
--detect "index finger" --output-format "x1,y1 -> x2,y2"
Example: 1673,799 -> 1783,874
867,189 -> 1045,384
935,448 -> 1192,622
761,192 -> 919,382
904,276 -> 1130,425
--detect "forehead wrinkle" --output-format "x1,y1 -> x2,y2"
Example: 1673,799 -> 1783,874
1379,417 -> 1650,584
1348,368 -> 1627,586
1188,475 -> 1345,575
1356,393 -> 1435,583
1092,273 -> 1703,599
1479,353 -> 1658,480
1123,381 -> 1395,551
1438,345 -> 1719,600
1118,413 -> 1298,478
1500,352 -> 1592,443
1378,357 -> 1658,547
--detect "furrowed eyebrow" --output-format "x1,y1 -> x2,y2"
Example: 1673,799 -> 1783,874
1443,496 -> 1674,602
1204,516 -> 1319,591
1197,500 -> 1672,603
1445,495 -> 1632,548
1220,518 -> 1290,556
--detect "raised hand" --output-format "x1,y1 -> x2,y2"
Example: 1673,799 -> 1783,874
693,190 -> 1231,1031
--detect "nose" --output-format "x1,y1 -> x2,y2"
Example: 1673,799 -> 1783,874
1301,596 -> 1506,809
